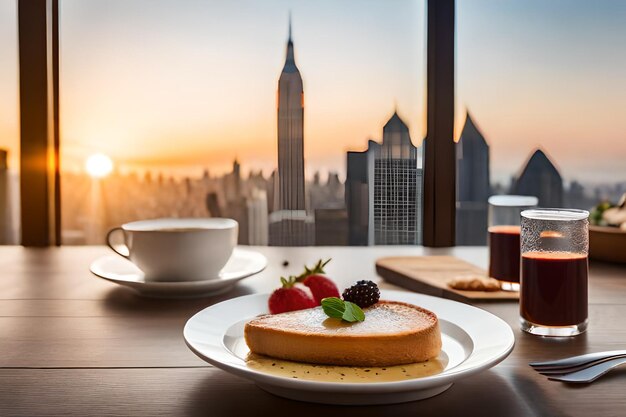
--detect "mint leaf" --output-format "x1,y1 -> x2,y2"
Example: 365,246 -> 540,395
321,297 -> 345,319
342,301 -> 365,322
321,297 -> 366,322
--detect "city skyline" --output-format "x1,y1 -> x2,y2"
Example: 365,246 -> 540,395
2,1 -> 626,185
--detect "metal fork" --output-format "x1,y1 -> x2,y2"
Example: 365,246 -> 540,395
530,350 -> 626,371
547,357 -> 626,383
529,350 -> 626,383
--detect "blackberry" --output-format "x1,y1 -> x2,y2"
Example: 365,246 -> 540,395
342,280 -> 380,308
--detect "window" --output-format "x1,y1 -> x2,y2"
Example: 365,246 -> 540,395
455,0 -> 626,245
59,0 -> 427,246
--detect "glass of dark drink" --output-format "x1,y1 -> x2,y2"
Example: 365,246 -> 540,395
519,209 -> 589,337
488,195 -> 538,291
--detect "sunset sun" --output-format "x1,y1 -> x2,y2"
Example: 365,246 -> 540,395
85,153 -> 113,178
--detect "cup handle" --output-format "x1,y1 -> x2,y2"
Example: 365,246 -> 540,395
106,227 -> 130,259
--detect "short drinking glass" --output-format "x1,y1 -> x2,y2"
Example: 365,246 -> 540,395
488,195 -> 538,291
519,209 -> 589,337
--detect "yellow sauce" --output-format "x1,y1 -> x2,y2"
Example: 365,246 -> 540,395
246,353 -> 447,383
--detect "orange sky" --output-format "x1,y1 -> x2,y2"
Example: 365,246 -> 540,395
56,0 -> 427,181
1,0 -> 625,185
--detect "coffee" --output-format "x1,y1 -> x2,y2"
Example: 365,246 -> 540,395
107,218 -> 238,281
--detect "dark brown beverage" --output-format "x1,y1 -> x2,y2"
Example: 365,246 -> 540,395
520,252 -> 588,326
489,225 -> 521,283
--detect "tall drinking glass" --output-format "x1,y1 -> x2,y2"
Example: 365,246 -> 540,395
519,209 -> 589,337
488,195 -> 538,291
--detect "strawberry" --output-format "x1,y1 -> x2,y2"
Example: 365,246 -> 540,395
296,259 -> 339,304
302,275 -> 340,304
268,276 -> 316,314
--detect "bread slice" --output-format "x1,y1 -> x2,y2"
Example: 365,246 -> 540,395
244,300 -> 441,367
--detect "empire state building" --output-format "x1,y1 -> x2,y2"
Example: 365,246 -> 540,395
277,18 -> 305,211
268,18 -> 313,246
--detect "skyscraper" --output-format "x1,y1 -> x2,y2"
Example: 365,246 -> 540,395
277,16 -> 305,211
314,208 -> 348,246
512,148 -> 564,207
346,111 -> 423,245
222,159 -> 248,244
456,112 -> 490,245
374,112 -> 423,244
346,141 -> 378,245
269,17 -> 312,246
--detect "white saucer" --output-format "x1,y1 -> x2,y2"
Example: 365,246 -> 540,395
90,248 -> 267,298
183,290 -> 515,405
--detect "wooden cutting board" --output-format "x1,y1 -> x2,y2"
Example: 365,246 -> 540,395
376,256 -> 519,303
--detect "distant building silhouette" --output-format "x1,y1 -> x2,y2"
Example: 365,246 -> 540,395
314,208 -> 348,246
270,17 -> 312,246
226,197 -> 249,245
346,111 -> 423,245
565,180 -> 593,210
309,171 -> 344,211
247,188 -> 269,245
512,149 -> 563,207
346,142 -> 377,245
268,170 -> 279,213
456,112 -> 490,245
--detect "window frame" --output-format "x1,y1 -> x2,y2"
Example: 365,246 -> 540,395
16,0 -> 455,247
18,0 -> 61,246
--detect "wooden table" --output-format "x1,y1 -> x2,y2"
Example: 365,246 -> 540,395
1,246 -> 625,416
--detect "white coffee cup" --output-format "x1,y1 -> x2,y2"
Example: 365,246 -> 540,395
106,218 -> 238,281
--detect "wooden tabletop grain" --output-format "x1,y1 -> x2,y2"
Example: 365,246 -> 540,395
1,246 -> 625,417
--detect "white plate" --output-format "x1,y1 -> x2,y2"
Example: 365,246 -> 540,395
90,248 -> 267,298
183,290 -> 515,405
